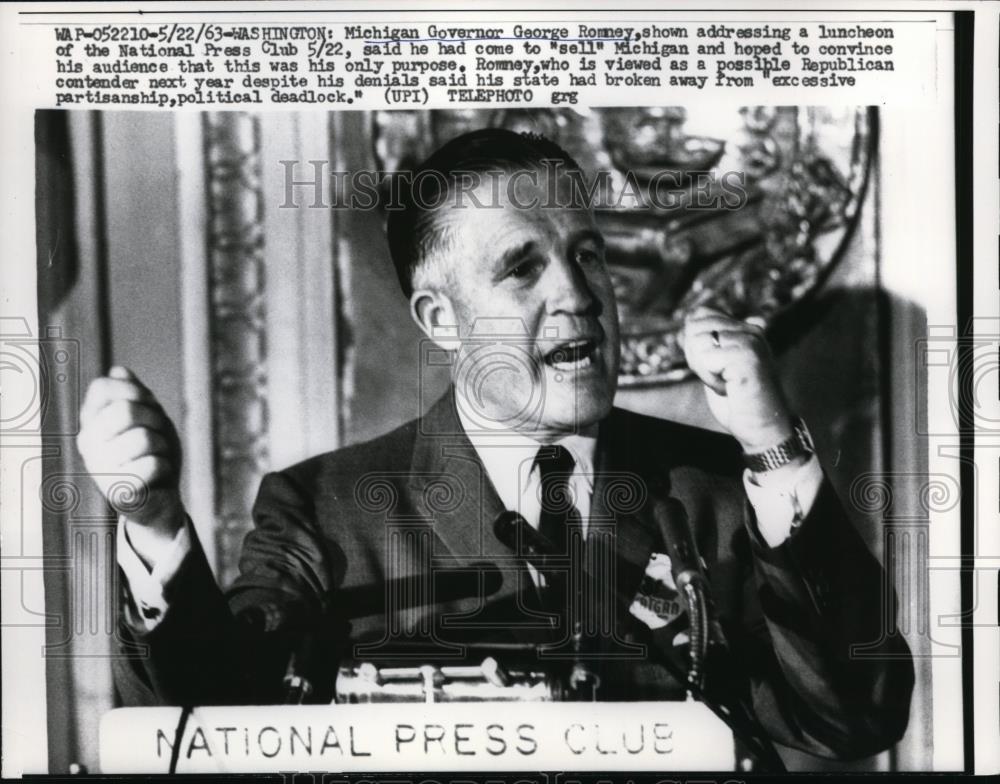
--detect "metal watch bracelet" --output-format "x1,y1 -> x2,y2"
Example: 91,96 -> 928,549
742,417 -> 815,473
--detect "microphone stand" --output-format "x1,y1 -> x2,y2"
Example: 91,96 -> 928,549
652,496 -> 788,772
644,616 -> 787,771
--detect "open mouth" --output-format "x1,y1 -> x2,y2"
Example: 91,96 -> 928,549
543,339 -> 599,371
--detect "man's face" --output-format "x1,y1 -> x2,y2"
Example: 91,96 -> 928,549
428,169 -> 620,437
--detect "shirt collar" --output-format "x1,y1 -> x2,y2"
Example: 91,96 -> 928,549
455,394 -> 598,497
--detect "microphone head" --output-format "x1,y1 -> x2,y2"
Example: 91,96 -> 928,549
652,494 -> 702,579
492,510 -> 561,567
492,510 -> 529,551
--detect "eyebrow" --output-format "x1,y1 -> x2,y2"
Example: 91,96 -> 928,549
492,229 -> 606,279
495,240 -> 538,274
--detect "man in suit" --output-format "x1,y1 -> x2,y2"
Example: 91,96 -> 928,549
78,129 -> 913,762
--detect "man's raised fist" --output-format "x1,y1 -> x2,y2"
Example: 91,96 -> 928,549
77,366 -> 184,550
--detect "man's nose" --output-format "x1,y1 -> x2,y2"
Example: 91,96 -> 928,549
544,256 -> 598,315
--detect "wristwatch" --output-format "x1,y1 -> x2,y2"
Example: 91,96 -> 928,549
743,417 -> 815,473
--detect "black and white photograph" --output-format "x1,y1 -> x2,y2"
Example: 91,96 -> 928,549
2,2 -> 996,781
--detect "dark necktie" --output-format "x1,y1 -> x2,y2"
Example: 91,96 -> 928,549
532,444 -> 583,634
534,444 -> 579,556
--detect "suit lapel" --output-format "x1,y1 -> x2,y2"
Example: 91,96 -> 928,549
407,392 -> 552,646
407,391 -> 509,560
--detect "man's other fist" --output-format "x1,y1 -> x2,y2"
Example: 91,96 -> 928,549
77,366 -> 184,545
679,307 -> 796,453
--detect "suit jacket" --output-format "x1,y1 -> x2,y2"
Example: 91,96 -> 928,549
115,391 -> 914,760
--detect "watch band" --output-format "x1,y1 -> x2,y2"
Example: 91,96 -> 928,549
743,417 -> 815,473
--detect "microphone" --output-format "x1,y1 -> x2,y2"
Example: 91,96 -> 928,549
652,496 -> 709,588
649,495 -> 787,772
492,510 -> 564,574
650,495 -> 712,689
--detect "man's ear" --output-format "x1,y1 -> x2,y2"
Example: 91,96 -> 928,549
410,288 -> 460,350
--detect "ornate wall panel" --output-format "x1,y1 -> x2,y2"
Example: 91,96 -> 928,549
203,113 -> 269,587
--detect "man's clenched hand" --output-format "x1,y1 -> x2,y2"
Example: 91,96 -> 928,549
679,307 -> 797,453
77,366 -> 185,565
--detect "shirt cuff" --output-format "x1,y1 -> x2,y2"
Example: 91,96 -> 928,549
742,456 -> 824,549
116,516 -> 192,630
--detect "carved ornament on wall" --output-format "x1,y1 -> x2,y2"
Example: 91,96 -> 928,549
372,107 -> 873,386
204,112 -> 269,584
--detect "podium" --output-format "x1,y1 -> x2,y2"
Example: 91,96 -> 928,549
100,701 -> 736,772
